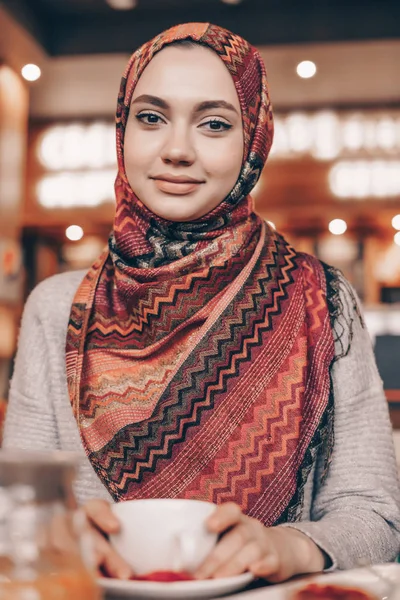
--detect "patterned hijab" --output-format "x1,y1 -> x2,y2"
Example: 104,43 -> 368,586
66,23 -> 335,525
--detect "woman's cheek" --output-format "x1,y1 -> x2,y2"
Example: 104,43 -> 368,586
203,144 -> 238,178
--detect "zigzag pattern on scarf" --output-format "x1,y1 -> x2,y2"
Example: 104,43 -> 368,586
82,239 -> 334,528
87,240 -> 260,349
70,228 -> 283,429
67,23 -> 335,526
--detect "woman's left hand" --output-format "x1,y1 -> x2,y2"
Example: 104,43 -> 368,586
195,502 -> 325,582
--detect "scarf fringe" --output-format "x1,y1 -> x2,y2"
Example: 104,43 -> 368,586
323,263 -> 365,362
275,262 -> 362,523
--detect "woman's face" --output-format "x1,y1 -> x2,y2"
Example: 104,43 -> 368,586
124,44 -> 244,222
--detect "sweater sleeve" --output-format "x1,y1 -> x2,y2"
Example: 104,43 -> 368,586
3,286 -> 60,451
282,275 -> 400,569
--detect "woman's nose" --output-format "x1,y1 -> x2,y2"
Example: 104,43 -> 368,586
161,126 -> 195,165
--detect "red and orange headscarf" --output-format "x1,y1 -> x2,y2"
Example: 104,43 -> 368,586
66,23 -> 335,525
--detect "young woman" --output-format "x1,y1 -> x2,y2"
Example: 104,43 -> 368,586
3,22 -> 400,582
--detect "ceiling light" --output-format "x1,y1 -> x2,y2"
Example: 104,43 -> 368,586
66,225 -> 84,241
328,219 -> 347,235
106,0 -> 137,9
296,60 -> 317,79
21,64 -> 41,82
392,215 -> 400,230
221,0 -> 243,4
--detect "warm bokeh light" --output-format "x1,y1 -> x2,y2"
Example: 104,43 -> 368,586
296,60 -> 317,79
318,236 -> 358,263
267,221 -> 276,229
270,110 -> 400,161
285,113 -> 312,152
329,160 -> 400,198
36,170 -> 115,208
38,123 -> 116,171
328,219 -> 347,235
21,63 -> 41,82
394,232 -> 400,247
221,0 -> 243,4
392,215 -> 400,230
105,0 -> 137,8
65,225 -> 84,241
311,111 -> 341,160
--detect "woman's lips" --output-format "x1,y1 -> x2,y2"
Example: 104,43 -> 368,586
153,178 -> 203,195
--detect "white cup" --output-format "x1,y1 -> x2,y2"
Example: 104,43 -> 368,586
110,498 -> 218,575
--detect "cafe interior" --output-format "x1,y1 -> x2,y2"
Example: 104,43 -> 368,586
3,1 -> 400,434
1,0 -> 400,596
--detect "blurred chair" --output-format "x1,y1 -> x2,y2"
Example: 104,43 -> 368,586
375,335 -> 400,395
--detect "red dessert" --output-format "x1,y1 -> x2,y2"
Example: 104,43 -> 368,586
293,583 -> 376,600
132,571 -> 195,583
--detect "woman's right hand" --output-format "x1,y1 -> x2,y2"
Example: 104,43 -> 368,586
83,499 -> 133,579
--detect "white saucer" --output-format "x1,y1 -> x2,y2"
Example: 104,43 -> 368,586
221,563 -> 400,600
99,572 -> 254,599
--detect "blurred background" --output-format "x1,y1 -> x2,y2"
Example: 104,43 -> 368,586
0,0 -> 400,441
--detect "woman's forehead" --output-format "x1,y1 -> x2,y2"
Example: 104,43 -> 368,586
131,44 -> 240,107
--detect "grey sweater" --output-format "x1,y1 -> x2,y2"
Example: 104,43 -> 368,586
3,270 -> 400,570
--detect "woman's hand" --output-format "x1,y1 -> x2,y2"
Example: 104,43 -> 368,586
195,502 -> 325,582
83,499 -> 133,579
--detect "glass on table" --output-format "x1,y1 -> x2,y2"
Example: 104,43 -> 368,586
0,450 -> 101,599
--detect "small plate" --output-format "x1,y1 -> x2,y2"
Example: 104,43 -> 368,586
221,563 -> 400,600
99,571 -> 254,599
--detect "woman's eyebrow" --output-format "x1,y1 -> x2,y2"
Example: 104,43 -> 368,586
131,95 -> 238,115
194,100 -> 239,115
131,94 -> 169,109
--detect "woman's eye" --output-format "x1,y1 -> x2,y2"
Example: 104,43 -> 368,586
201,119 -> 232,132
136,112 -> 164,125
